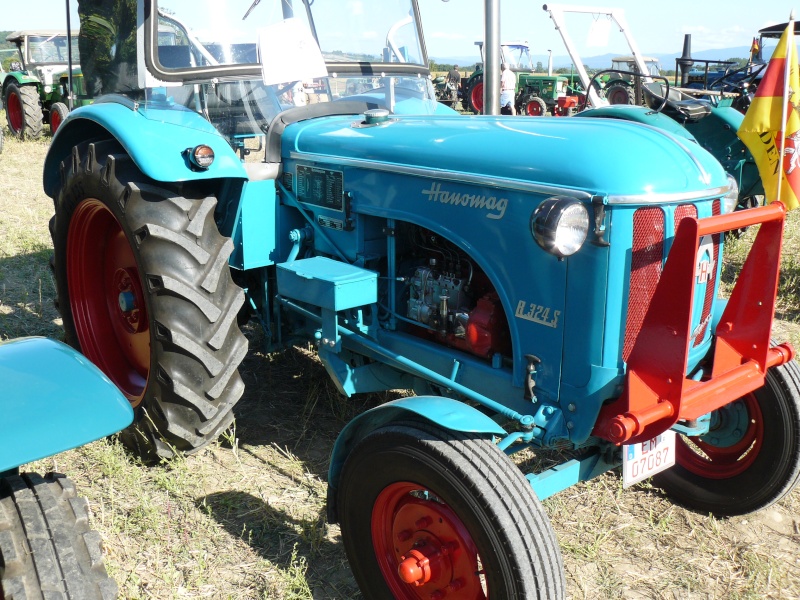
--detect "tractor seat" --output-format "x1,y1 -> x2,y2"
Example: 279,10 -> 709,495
643,83 -> 711,123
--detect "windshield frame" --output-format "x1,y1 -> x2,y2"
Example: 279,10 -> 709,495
144,0 -> 431,83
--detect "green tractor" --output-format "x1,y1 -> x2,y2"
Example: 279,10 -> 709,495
2,30 -> 81,138
462,41 -> 579,116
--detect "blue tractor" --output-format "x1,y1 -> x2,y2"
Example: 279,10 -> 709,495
42,1 -> 800,597
1,337 -> 133,598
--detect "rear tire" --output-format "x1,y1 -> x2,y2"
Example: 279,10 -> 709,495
466,76 -> 484,114
654,360 -> 800,516
0,473 -> 117,600
51,140 -> 247,460
4,83 -> 43,139
605,84 -> 634,105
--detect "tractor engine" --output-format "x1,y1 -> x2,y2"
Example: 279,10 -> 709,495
402,231 -> 509,360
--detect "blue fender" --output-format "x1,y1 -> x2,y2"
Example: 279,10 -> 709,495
43,98 -> 247,198
0,338 -> 133,472
326,396 -> 506,521
575,104 -> 698,142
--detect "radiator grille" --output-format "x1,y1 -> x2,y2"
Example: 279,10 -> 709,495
623,207 -> 664,361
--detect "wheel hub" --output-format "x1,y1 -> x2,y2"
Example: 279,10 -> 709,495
113,268 -> 146,333
373,483 -> 485,599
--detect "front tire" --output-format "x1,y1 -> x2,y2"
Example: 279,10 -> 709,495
4,83 -> 43,139
51,140 -> 247,460
49,101 -> 70,134
0,473 -> 117,599
338,422 -> 565,599
654,360 -> 800,516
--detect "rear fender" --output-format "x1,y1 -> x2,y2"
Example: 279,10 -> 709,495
0,338 -> 133,472
43,99 -> 247,198
326,396 -> 506,523
576,104 -> 697,141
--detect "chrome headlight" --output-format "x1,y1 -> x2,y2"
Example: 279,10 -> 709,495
531,197 -> 590,258
722,174 -> 739,214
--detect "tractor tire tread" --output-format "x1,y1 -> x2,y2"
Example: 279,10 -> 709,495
0,473 -> 116,600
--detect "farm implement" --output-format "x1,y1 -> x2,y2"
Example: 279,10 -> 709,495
38,0 -> 800,597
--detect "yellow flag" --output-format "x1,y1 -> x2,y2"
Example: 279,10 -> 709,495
737,21 -> 800,211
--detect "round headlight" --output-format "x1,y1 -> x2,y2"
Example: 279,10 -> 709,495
722,173 -> 739,214
43,85 -> 52,93
187,145 -> 215,169
531,197 -> 590,257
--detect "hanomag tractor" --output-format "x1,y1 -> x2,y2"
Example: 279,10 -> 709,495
43,0 -> 800,598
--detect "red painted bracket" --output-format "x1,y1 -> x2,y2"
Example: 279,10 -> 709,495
594,201 -> 795,445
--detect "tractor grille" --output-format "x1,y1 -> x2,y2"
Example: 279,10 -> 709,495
622,202 -> 721,361
623,207 -> 664,361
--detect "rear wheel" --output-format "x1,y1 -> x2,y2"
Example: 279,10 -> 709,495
4,83 -> 43,139
49,101 -> 70,134
0,473 -> 117,599
605,84 -> 634,105
338,422 -> 565,599
654,360 -> 800,516
466,76 -> 484,114
51,140 -> 247,460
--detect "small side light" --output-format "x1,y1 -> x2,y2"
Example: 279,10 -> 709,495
531,197 -> 590,258
722,173 -> 739,214
187,145 -> 215,170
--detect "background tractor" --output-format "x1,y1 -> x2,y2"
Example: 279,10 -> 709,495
42,1 -> 800,598
2,30 -> 80,138
0,337 -> 132,598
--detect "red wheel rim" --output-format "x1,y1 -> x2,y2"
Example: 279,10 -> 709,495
470,82 -> 484,113
526,101 -> 543,116
7,90 -> 22,132
67,199 -> 149,405
371,482 -> 486,599
607,88 -> 629,105
676,393 -> 764,479
50,109 -> 62,133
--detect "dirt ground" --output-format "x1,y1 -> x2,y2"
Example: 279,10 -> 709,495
1,127 -> 799,599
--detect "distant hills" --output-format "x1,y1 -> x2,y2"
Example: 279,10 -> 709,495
432,45 -> 753,70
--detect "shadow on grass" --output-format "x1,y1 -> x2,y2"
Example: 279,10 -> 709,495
0,247 -> 62,339
197,490 -> 361,598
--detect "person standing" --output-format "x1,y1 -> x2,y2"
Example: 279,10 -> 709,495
447,64 -> 461,85
500,62 -> 516,115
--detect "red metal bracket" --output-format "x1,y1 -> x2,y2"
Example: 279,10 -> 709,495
594,202 -> 795,445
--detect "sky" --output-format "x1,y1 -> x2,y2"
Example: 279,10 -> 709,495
1,0 -> 795,62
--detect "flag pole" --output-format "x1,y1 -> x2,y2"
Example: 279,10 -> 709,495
777,12 -> 796,202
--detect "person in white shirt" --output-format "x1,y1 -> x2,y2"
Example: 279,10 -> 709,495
500,62 -> 517,115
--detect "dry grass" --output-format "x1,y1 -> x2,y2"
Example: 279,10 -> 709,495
1,109 -> 799,599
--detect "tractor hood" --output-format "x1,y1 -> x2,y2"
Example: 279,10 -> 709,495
282,114 -> 729,202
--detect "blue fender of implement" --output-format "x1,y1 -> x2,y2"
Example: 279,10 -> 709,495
43,100 -> 247,198
0,338 -> 134,472
327,396 -> 506,509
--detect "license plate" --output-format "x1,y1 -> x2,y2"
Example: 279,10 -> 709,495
622,430 -> 676,488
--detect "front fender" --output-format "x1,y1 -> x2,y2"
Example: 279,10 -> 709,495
326,396 -> 506,523
43,98 -> 247,198
3,73 -> 40,89
0,338 -> 133,472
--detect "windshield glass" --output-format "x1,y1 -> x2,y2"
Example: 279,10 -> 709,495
27,34 -> 79,65
501,45 -> 533,70
153,0 -> 426,72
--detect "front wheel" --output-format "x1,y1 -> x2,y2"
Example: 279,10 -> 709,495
51,140 -> 247,460
0,473 -> 117,599
4,83 -> 43,139
49,101 -> 70,134
654,359 -> 800,516
523,95 -> 548,116
338,422 -> 565,599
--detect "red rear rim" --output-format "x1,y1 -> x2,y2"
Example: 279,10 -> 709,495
371,482 -> 486,599
470,82 -> 484,113
50,109 -> 62,133
7,90 -> 22,132
676,394 -> 764,479
526,101 -> 543,116
67,199 -> 149,405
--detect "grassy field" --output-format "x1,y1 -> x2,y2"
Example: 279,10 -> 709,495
1,111 -> 799,599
